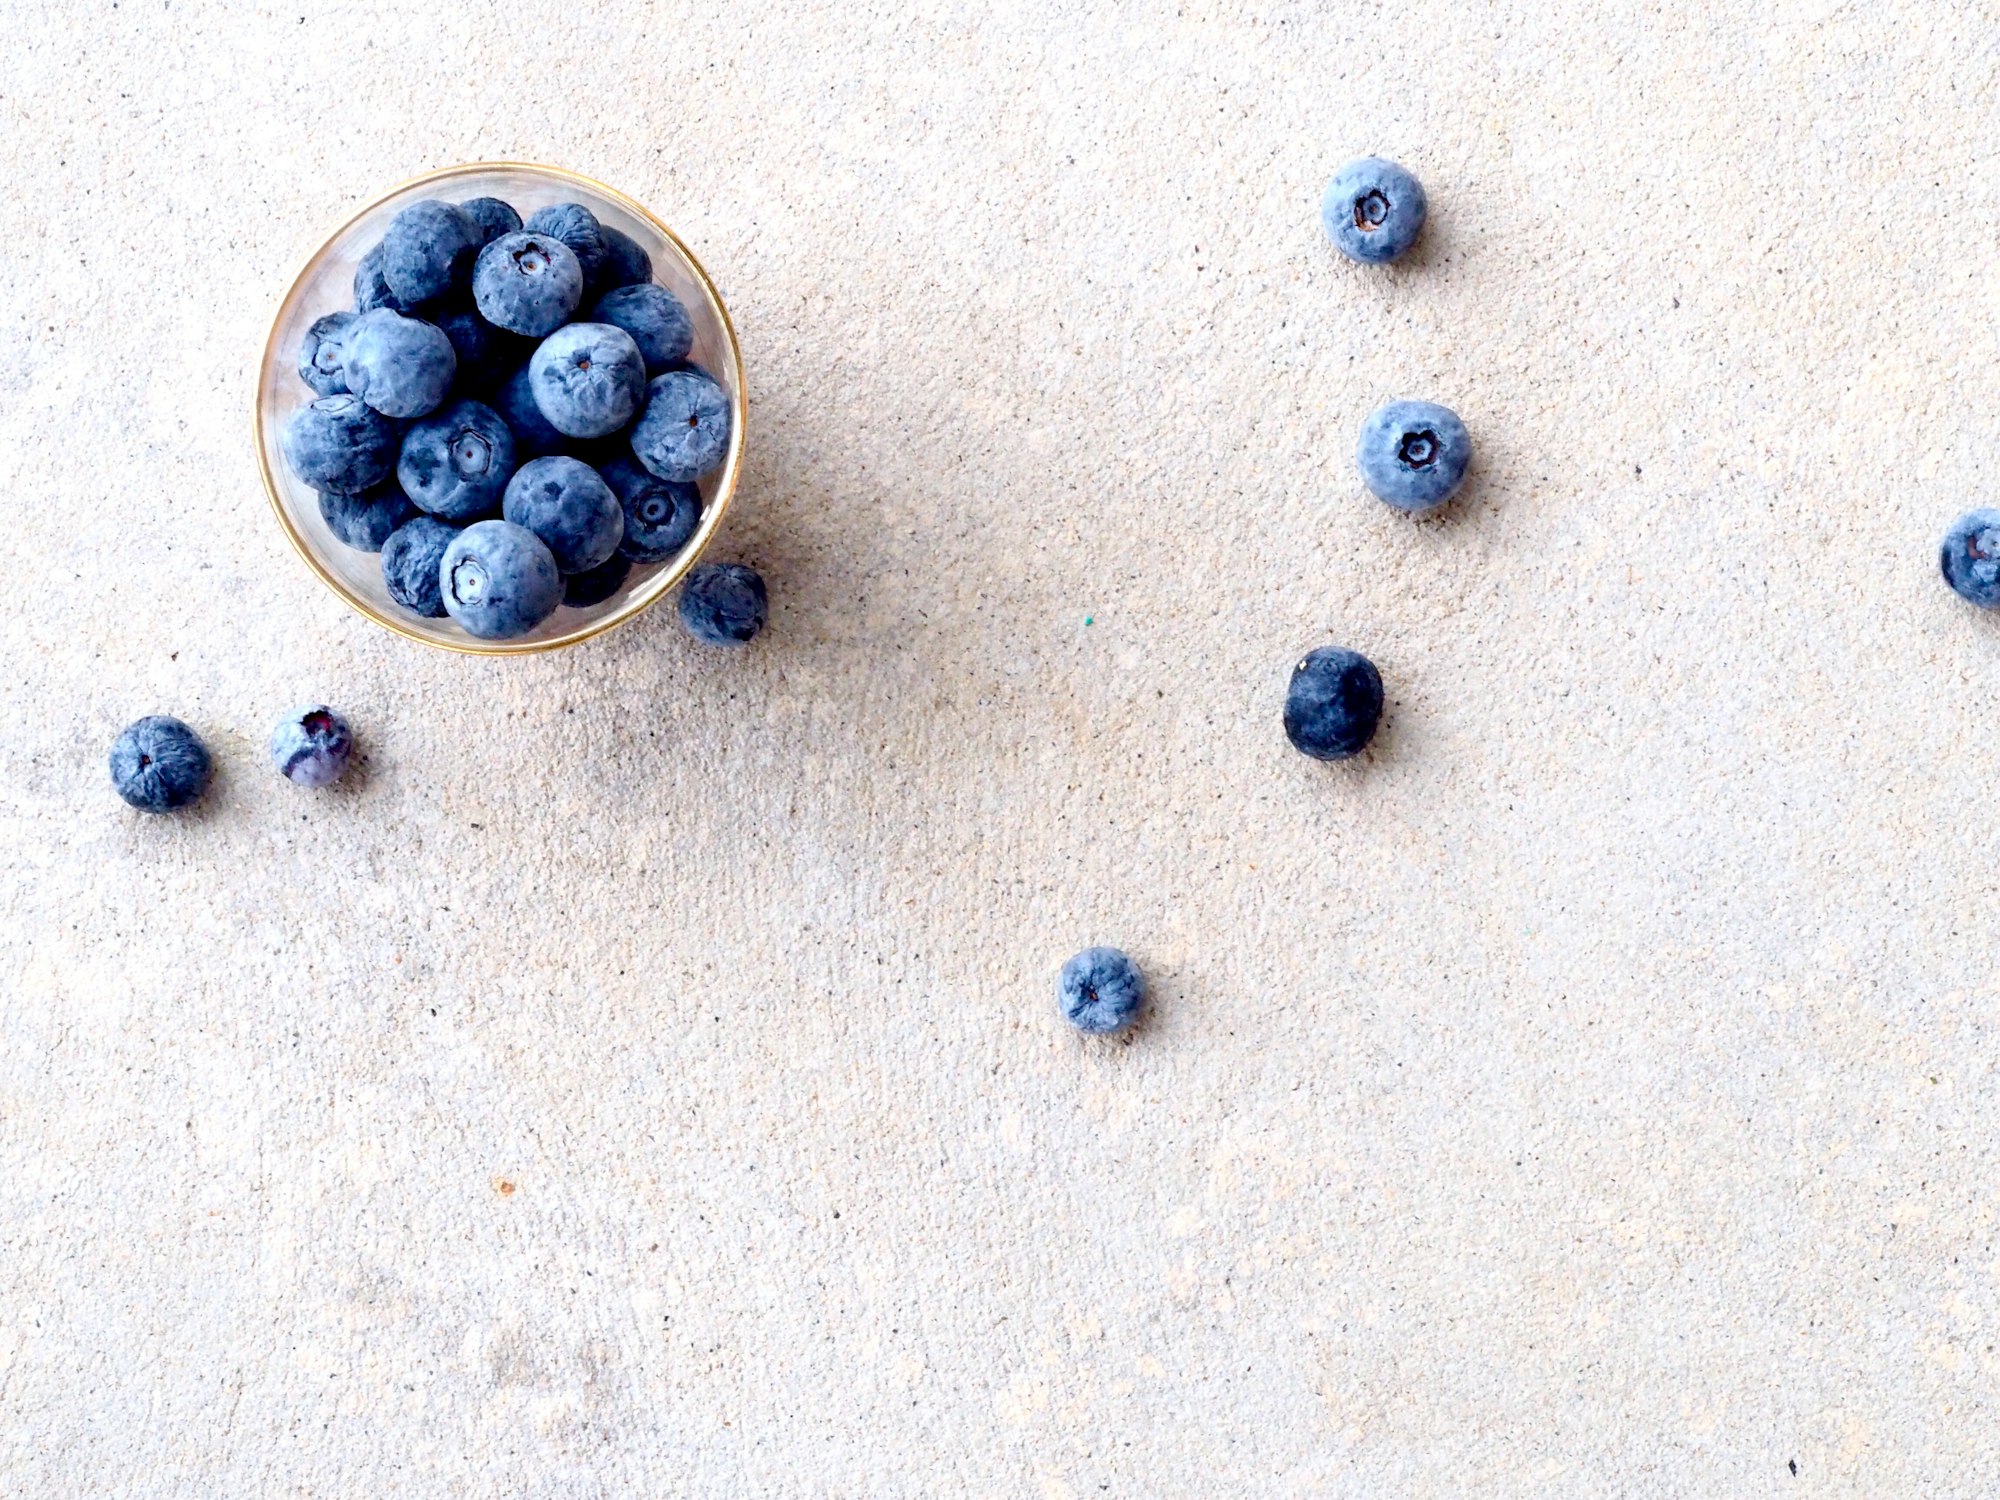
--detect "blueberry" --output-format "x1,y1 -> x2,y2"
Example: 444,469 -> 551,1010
1322,157 -> 1427,264
472,231 -> 585,338
108,715 -> 211,813
494,362 -> 564,456
678,562 -> 767,646
1284,646 -> 1383,760
297,311 -> 356,395
433,303 -> 518,390
601,455 -> 702,563
353,242 -> 412,313
397,399 -> 515,520
379,199 -> 480,305
562,552 -> 632,607
440,520 -> 563,639
282,393 -> 398,494
318,480 -> 418,552
529,322 -> 647,439
381,515 -> 457,616
595,225 -> 652,291
458,196 -> 522,247
1057,947 -> 1146,1035
631,368 -> 732,483
590,283 -> 693,374
270,705 -> 354,787
524,202 -> 607,284
1355,399 -> 1470,513
501,455 -> 623,573
342,310 -> 456,419
1941,509 -> 2000,607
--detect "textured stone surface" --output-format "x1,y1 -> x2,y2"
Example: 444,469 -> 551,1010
3,2 -> 1999,1494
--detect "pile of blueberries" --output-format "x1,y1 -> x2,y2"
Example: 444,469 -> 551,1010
282,193 -> 766,645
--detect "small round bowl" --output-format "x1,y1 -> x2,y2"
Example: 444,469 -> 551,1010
255,162 -> 746,654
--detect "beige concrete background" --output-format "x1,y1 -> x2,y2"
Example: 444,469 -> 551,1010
3,1 -> 1999,1494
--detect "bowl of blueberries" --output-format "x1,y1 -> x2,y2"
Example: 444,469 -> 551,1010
255,162 -> 745,653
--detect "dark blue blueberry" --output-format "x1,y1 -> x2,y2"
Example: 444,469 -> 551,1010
501,456 -> 623,573
458,196 -> 522,247
524,202 -> 606,284
270,705 -> 354,787
1941,509 -> 2000,608
397,399 -> 515,521
562,552 -> 632,607
342,310 -> 456,419
529,322 -> 647,439
1284,646 -> 1383,760
1355,399 -> 1470,513
297,311 -> 356,395
381,515 -> 457,616
109,715 -> 211,813
631,368 -> 732,483
589,283 -> 692,374
379,199 -> 480,305
433,303 -> 518,390
440,520 -> 562,639
1322,157 -> 1427,264
1058,947 -> 1146,1034
678,562 -> 767,646
601,456 -> 701,563
353,241 -> 413,313
282,394 -> 398,494
495,362 -> 564,456
318,481 -> 417,552
472,231 -> 585,338
595,225 -> 652,291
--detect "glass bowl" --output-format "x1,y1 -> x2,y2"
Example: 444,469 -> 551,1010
254,162 -> 745,654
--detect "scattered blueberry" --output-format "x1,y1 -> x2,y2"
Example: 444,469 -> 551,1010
1284,646 -> 1383,760
440,520 -> 563,639
342,309 -> 456,419
502,456 -> 623,573
595,224 -> 652,291
590,283 -> 693,374
297,311 -> 356,395
1057,946 -> 1146,1035
381,515 -> 457,616
1322,157 -> 1428,264
494,362 -> 565,456
562,552 -> 632,607
529,322 -> 647,439
109,716 -> 211,813
678,562 -> 767,646
524,202 -> 607,284
458,196 -> 523,247
1941,509 -> 2000,608
282,393 -> 398,494
379,199 -> 480,305
602,456 -> 702,563
472,231 -> 585,337
631,367 -> 732,483
1355,399 -> 1470,513
270,706 -> 354,787
318,481 -> 418,552
398,399 -> 516,520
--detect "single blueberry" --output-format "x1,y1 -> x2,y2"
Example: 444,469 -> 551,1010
318,481 -> 418,552
1058,947 -> 1146,1035
440,520 -> 563,639
1284,646 -> 1383,760
630,367 -> 732,483
562,552 -> 632,607
1355,399 -> 1470,513
601,456 -> 702,563
342,309 -> 457,419
529,322 -> 647,439
1941,509 -> 2000,607
524,202 -> 607,284
109,715 -> 212,813
297,311 -> 356,395
282,393 -> 398,494
381,515 -> 458,616
1322,157 -> 1427,264
353,241 -> 413,313
472,231 -> 585,337
379,199 -> 480,305
432,302 -> 519,390
595,224 -> 652,291
494,361 -> 565,456
678,562 -> 767,646
590,283 -> 693,374
398,399 -> 516,520
270,705 -> 354,787
501,455 -> 623,573
458,196 -> 522,248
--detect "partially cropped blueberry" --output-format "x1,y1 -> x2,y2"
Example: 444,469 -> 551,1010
270,706 -> 354,787
433,303 -> 517,390
529,322 -> 646,439
381,515 -> 457,616
398,399 -> 515,520
678,562 -> 767,646
1058,947 -> 1146,1035
472,231 -> 585,338
440,520 -> 562,639
562,552 -> 632,607
318,481 -> 417,552
1284,646 -> 1383,760
602,456 -> 702,563
353,242 -> 412,313
458,196 -> 522,247
1355,399 -> 1470,513
283,394 -> 398,494
494,362 -> 564,456
524,202 -> 607,284
342,309 -> 456,419
502,456 -> 623,573
109,715 -> 211,813
297,311 -> 356,395
631,368 -> 731,483
595,224 -> 652,291
1941,509 -> 2000,607
379,199 -> 480,305
590,283 -> 693,374
1322,157 -> 1427,264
